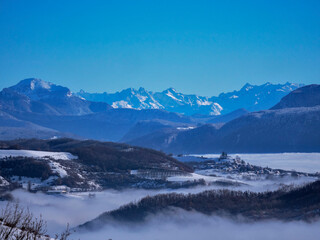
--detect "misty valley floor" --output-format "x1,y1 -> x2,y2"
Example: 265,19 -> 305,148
1,153 -> 320,240
2,181 -> 320,240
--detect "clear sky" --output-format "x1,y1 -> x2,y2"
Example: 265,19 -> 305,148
0,0 -> 319,96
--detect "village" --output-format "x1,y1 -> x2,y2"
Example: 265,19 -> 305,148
186,152 -> 320,181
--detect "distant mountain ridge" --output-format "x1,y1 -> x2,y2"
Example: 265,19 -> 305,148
77,82 -> 303,116
127,84 -> 320,153
0,78 -> 312,149
0,78 -> 195,141
211,82 -> 304,113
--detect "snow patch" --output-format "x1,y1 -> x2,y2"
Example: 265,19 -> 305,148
213,102 -> 223,111
177,126 -> 196,130
30,81 -> 35,90
136,94 -> 148,102
196,100 -> 212,106
0,150 -> 77,160
149,102 -> 162,109
166,92 -> 182,102
0,176 -> 10,186
49,161 -> 68,178
112,100 -> 133,108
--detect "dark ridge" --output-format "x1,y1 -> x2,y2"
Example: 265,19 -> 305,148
127,85 -> 320,153
0,138 -> 193,173
271,84 -> 320,110
80,181 -> 320,230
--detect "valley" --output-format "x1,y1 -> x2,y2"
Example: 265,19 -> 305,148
1,2 -> 320,239
0,80 -> 319,240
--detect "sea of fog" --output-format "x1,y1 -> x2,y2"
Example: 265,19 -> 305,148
1,187 -> 319,240
73,212 -> 320,240
1,152 -> 319,239
190,153 -> 320,173
0,172 -> 318,240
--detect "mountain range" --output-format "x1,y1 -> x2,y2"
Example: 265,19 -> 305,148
0,78 -> 318,153
77,82 -> 303,116
127,85 -> 320,153
0,79 -> 193,141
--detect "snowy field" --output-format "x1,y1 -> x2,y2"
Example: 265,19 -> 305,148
0,149 -> 77,160
190,153 -> 320,173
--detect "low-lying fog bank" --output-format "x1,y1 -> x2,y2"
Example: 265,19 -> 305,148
0,174 -> 316,237
74,211 -> 320,240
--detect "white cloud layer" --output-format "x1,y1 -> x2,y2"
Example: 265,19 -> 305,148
0,177 -> 318,240
74,210 -> 320,240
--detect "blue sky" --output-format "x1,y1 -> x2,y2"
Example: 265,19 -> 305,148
0,0 -> 319,96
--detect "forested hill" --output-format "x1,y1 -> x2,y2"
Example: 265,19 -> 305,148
0,138 -> 192,173
81,180 -> 320,230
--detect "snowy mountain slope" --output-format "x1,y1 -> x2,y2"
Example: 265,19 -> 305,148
210,82 -> 304,114
153,88 -> 222,115
78,87 -> 222,116
77,82 -> 303,115
79,87 -> 163,110
1,78 -> 112,116
0,138 -> 202,191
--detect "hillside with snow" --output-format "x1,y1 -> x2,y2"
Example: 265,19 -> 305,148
0,149 -> 77,160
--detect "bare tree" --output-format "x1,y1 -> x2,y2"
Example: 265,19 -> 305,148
54,224 -> 71,240
0,203 -> 71,240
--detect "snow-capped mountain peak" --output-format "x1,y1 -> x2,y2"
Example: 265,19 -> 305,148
29,78 -> 52,90
11,78 -> 52,91
9,78 -> 72,100
2,78 -> 112,115
241,83 -> 254,91
211,82 -> 304,113
165,87 -> 178,93
77,82 -> 304,115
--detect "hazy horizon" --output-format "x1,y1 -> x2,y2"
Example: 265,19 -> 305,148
1,77 -> 305,97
